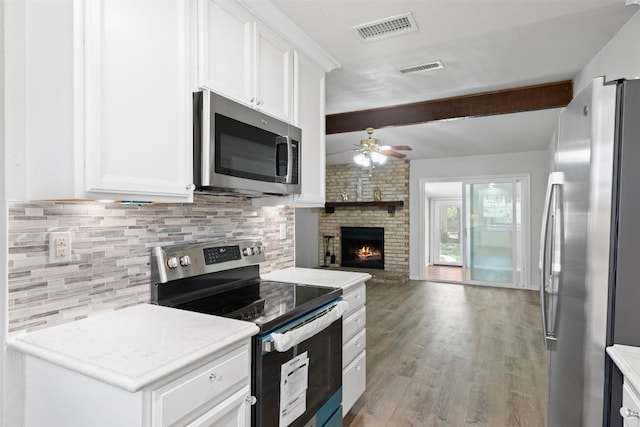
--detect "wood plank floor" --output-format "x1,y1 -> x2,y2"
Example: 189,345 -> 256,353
344,280 -> 546,427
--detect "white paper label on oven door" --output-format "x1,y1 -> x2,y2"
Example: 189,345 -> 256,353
279,351 -> 309,427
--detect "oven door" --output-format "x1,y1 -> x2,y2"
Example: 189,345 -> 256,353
253,306 -> 343,427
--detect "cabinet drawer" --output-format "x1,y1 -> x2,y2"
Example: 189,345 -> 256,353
343,350 -> 366,416
343,306 -> 366,343
343,329 -> 365,368
154,345 -> 250,427
343,284 -> 365,318
187,386 -> 250,427
622,381 -> 640,427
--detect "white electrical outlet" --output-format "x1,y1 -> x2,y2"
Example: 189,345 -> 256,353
49,231 -> 72,263
279,224 -> 287,240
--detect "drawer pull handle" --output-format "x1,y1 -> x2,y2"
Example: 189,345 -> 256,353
246,396 -> 257,406
209,373 -> 221,382
621,407 -> 640,419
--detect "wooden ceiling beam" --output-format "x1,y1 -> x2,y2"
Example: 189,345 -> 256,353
325,80 -> 573,135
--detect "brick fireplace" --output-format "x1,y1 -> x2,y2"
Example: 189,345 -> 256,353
319,161 -> 409,284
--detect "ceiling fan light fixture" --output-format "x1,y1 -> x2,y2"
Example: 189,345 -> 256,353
354,153 -> 371,167
370,151 -> 387,165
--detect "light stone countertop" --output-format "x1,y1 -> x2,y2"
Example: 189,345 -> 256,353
262,267 -> 371,292
7,304 -> 259,393
607,345 -> 640,393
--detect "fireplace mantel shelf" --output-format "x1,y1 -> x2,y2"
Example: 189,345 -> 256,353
324,200 -> 404,214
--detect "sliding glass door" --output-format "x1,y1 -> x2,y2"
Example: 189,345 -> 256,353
432,200 -> 462,266
462,179 -> 524,287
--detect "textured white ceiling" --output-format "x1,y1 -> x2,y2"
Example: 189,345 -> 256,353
272,0 -> 638,163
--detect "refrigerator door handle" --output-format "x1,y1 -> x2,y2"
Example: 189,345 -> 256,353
539,172 -> 563,347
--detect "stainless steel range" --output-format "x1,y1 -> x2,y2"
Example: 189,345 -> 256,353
151,240 -> 346,427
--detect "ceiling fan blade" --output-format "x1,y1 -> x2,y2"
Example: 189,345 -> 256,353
379,145 -> 412,151
380,149 -> 407,159
327,148 -> 359,156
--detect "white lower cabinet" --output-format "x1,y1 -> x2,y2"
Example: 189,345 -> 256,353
341,282 -> 367,416
343,329 -> 366,368
622,381 -> 640,427
187,386 -> 251,427
343,351 -> 367,416
25,342 -> 253,427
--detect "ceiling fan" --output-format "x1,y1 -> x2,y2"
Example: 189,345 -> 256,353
329,127 -> 412,170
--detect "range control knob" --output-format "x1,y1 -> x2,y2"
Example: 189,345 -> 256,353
243,247 -> 253,256
166,256 -> 179,269
179,255 -> 191,267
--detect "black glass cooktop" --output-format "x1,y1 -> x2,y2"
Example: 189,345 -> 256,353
164,267 -> 341,332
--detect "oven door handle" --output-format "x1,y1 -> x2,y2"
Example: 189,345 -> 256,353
265,300 -> 349,353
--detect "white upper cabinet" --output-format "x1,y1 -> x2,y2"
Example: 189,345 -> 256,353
198,0 -> 253,106
292,51 -> 326,206
11,0 -> 195,202
83,0 -> 194,201
198,0 -> 293,122
254,22 -> 293,122
7,0 -> 338,203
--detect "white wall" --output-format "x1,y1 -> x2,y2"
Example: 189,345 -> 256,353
409,150 -> 550,289
575,7 -> 640,94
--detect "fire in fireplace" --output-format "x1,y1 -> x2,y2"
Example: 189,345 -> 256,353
341,227 -> 384,269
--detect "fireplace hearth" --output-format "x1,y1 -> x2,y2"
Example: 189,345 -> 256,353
341,227 -> 384,270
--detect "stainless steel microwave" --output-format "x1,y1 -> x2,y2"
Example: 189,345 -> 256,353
193,91 -> 301,197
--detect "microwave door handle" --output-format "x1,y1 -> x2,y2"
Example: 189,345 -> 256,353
275,136 -> 292,183
285,136 -> 293,184
201,91 -> 211,186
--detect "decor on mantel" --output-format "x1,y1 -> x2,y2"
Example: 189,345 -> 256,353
356,177 -> 363,201
373,187 -> 382,201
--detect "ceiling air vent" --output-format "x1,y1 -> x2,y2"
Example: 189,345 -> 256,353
397,61 -> 444,74
352,12 -> 418,41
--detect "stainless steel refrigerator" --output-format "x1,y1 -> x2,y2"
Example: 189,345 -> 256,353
540,76 -> 640,427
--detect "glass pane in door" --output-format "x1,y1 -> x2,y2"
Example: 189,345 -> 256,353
433,200 -> 462,265
466,182 -> 515,284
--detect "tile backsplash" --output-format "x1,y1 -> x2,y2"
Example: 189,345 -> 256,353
7,195 -> 294,334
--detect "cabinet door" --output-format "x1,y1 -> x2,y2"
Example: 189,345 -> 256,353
343,351 -> 366,416
83,0 -> 192,200
292,51 -> 326,206
254,21 -> 293,122
198,0 -> 253,104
